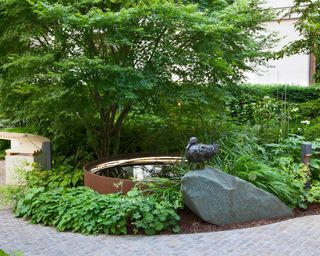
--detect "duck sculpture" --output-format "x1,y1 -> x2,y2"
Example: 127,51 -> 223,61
185,137 -> 219,163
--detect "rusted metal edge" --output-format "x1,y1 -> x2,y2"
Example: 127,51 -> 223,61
84,153 -> 183,195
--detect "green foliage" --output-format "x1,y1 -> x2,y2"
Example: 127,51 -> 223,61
211,128 -> 268,174
234,156 -> 305,207
304,118 -> 320,141
231,84 -> 320,103
209,129 -> 320,208
299,99 -> 320,120
265,135 -> 320,185
0,249 -> 23,256
226,94 -> 298,127
306,182 -> 320,203
0,0 -> 274,159
225,84 -> 320,143
0,140 -> 8,159
0,185 -> 23,208
211,129 -> 303,207
0,250 -> 9,256
136,177 -> 183,210
14,186 -> 180,235
226,84 -> 319,125
25,165 -> 83,189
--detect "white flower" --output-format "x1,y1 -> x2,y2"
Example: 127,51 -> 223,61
297,128 -> 302,132
291,107 -> 299,112
301,120 -> 310,125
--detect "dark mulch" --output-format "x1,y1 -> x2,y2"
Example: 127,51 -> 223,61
177,204 -> 320,234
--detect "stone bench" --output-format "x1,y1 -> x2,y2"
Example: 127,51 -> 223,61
0,132 -> 51,185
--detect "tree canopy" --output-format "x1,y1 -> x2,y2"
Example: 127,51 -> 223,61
0,0 -> 273,158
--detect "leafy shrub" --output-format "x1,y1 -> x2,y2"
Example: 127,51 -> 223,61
226,91 -> 300,133
266,134 -> 320,179
14,187 -> 180,235
234,156 -> 304,207
210,130 -> 320,208
211,129 -> 268,175
136,177 -> 184,210
303,118 -> 320,141
25,165 -> 83,189
0,249 -> 23,256
0,185 -> 22,208
234,84 -> 320,103
299,99 -> 320,120
0,250 -> 9,256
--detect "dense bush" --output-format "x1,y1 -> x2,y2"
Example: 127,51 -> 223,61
231,84 -> 320,103
15,187 -> 181,235
234,156 -> 305,207
304,119 -> 320,141
12,163 -> 183,235
211,129 -> 320,208
25,165 -> 84,189
225,84 -> 320,143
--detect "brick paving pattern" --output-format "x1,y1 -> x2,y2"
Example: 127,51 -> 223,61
1,209 -> 320,256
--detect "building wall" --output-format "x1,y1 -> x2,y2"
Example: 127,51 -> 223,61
262,0 -> 294,9
245,0 -> 311,86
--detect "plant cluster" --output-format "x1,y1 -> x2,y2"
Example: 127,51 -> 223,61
211,128 -> 320,208
15,186 -> 181,235
11,162 -> 184,235
25,165 -> 83,189
0,249 -> 23,256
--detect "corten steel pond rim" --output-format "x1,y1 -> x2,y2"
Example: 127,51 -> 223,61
83,153 -> 183,195
84,153 -> 183,173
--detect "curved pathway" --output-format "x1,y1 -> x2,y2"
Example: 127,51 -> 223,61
1,209 -> 319,256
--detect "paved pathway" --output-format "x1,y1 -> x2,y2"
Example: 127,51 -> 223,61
1,209 -> 320,256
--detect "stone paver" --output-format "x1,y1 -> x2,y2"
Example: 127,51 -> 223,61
1,209 -> 320,256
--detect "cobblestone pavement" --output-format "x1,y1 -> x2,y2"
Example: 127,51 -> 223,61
1,209 -> 320,256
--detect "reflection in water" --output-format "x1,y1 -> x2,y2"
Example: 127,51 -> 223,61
97,164 -> 181,180
92,156 -> 184,180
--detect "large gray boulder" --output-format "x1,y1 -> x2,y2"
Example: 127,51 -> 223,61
181,167 -> 293,225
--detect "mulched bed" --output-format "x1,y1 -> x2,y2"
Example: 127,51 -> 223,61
177,204 -> 320,234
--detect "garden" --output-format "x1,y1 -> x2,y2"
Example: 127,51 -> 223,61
1,0 -> 320,237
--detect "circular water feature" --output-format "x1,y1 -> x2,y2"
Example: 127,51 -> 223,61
84,154 -> 183,194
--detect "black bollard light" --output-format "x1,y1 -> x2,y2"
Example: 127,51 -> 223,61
301,143 -> 312,164
301,143 -> 312,190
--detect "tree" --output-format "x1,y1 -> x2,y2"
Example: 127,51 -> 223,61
279,0 -> 320,81
0,0 -> 273,158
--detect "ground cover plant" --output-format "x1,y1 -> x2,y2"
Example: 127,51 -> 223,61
10,165 -> 182,235
14,186 -> 181,235
0,249 -> 23,256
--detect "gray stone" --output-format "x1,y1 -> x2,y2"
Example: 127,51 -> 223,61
181,167 -> 293,225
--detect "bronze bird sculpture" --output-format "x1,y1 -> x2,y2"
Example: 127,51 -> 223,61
185,137 -> 219,163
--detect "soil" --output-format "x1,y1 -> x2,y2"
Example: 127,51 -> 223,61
177,204 -> 320,234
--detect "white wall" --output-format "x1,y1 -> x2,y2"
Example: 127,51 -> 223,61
262,0 -> 294,9
245,17 -> 310,86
